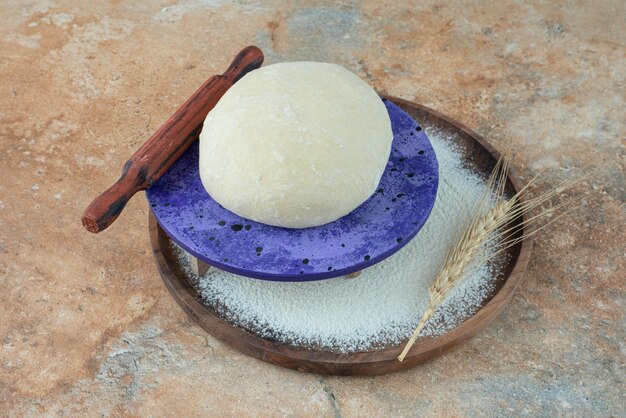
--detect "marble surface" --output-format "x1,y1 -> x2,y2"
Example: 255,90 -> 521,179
1,0 -> 624,416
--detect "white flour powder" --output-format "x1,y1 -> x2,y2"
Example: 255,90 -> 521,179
173,130 -> 502,352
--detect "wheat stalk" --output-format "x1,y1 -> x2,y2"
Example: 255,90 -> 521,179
397,155 -> 585,362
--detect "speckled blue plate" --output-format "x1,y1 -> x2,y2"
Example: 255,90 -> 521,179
147,99 -> 438,281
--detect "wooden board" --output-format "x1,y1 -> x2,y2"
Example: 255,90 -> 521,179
149,97 -> 532,376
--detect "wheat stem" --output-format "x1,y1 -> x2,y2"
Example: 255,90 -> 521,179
397,156 -> 584,362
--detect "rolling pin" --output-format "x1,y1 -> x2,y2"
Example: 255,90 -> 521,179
82,46 -> 264,233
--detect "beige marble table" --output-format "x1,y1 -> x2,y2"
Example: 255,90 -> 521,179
1,1 -> 624,416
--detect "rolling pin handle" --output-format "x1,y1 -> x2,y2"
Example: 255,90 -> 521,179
81,167 -> 142,233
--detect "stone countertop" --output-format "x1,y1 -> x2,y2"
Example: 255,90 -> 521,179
1,1 -> 624,416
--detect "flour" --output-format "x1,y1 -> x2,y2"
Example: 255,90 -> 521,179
173,130 -> 503,352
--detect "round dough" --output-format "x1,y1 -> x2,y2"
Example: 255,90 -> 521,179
198,61 -> 392,228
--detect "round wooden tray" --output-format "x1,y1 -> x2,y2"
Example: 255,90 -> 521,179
149,97 -> 532,376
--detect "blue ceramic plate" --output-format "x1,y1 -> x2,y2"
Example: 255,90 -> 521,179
147,99 -> 438,281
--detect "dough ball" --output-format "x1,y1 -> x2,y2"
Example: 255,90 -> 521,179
198,61 -> 392,228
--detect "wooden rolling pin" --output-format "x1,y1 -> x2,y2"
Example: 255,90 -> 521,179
82,46 -> 264,233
